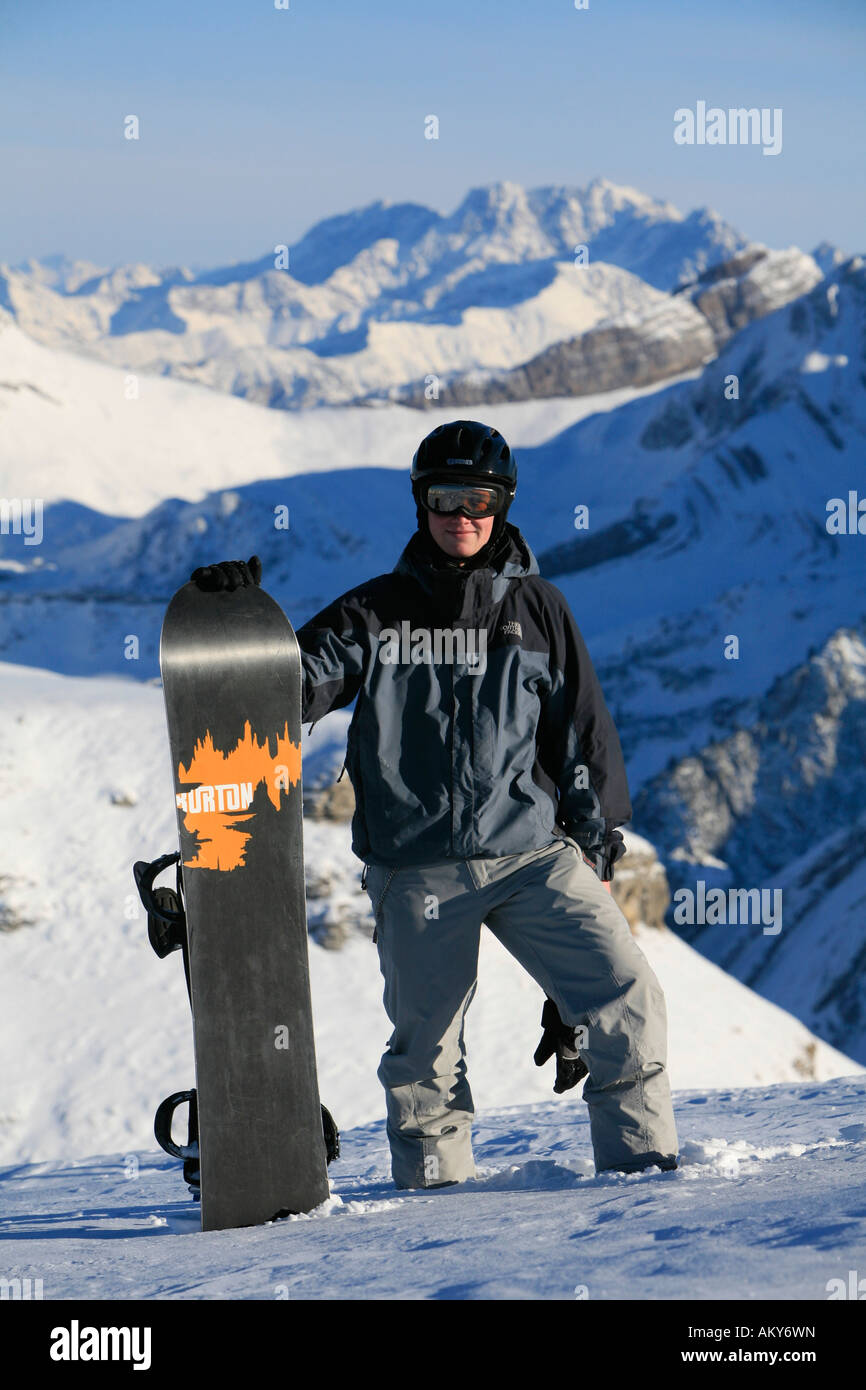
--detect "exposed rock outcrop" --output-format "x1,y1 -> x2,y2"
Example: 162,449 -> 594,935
388,246 -> 822,408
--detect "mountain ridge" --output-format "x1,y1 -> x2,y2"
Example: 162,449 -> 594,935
1,178 -> 752,410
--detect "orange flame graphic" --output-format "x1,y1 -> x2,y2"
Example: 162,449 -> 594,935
176,721 -> 301,871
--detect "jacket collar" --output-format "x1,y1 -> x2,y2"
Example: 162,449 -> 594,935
393,522 -> 540,618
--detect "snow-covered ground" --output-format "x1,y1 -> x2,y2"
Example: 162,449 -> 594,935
2,1076 -> 864,1300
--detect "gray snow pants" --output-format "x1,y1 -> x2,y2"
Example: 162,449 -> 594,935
364,837 -> 678,1188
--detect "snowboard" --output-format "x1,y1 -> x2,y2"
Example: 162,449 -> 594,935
156,579 -> 330,1231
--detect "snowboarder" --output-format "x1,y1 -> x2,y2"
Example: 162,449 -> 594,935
194,420 -> 678,1188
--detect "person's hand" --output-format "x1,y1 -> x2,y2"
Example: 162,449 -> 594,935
190,555 -> 263,592
533,997 -> 589,1093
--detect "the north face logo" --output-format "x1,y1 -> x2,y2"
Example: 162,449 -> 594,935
500,620 -> 522,639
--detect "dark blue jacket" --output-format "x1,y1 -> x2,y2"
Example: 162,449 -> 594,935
297,523 -> 631,876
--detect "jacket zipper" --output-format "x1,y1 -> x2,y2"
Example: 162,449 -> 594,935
367,864 -> 399,943
449,662 -> 456,856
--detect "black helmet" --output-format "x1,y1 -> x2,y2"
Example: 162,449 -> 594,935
411,420 -> 517,492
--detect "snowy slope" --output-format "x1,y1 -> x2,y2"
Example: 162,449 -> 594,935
0,665 -> 858,1171
1,1075 -> 864,1300
0,315 -> 695,518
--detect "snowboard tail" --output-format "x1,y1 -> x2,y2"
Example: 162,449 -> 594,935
135,851 -> 340,1206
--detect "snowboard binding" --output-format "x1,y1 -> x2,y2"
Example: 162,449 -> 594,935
134,851 -> 340,1201
154,1089 -> 201,1198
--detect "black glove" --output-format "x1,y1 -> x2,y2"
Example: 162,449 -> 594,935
533,997 -> 589,1093
573,826 -> 627,881
599,828 -> 626,880
190,555 -> 263,592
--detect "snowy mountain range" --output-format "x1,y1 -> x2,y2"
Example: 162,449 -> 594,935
1,179 -> 814,411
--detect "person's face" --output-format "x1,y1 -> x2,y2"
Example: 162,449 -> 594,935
427,508 -> 495,560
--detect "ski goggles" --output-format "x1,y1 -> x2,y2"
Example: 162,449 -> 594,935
420,479 -> 511,518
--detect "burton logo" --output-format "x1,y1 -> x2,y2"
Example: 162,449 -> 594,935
176,721 -> 300,871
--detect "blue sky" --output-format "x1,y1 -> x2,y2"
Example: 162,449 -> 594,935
1,0 -> 863,268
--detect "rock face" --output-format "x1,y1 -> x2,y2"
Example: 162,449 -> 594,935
303,774 -> 356,823
633,624 -> 866,888
685,247 -> 823,348
391,246 -> 823,408
611,832 -> 671,933
629,620 -> 866,1063
397,297 -> 716,407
